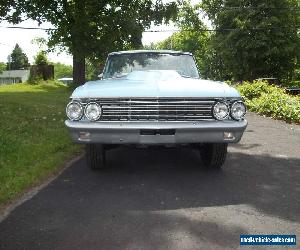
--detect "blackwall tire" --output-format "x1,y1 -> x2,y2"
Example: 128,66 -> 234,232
200,143 -> 228,169
86,144 -> 106,170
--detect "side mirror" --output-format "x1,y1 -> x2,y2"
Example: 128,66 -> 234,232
98,73 -> 103,79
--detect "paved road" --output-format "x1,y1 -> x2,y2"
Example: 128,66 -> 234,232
0,113 -> 300,250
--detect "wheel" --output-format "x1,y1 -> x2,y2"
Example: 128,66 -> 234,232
86,144 -> 106,170
200,143 -> 228,169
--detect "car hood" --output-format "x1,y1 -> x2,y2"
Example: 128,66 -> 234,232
71,70 -> 241,99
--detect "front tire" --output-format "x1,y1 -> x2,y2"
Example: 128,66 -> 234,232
86,144 -> 106,170
200,143 -> 228,169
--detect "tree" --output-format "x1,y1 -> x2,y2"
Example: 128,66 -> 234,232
157,2 -> 211,78
31,37 -> 48,50
7,44 -> 30,70
157,30 -> 210,75
0,62 -> 6,73
86,59 -> 104,81
0,1 -> 21,23
53,62 -> 73,79
201,0 -> 300,81
34,51 -> 49,65
7,0 -> 178,86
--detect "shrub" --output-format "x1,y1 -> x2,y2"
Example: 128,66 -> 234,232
237,81 -> 300,123
34,51 -> 49,65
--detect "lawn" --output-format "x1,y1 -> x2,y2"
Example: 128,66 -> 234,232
0,82 -> 82,206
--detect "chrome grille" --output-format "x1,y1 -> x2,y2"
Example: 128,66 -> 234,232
93,98 -> 216,121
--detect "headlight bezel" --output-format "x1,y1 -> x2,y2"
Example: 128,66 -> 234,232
84,102 -> 102,121
230,101 -> 247,121
66,101 -> 84,121
212,101 -> 230,121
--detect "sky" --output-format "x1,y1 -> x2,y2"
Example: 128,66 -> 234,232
0,20 -> 180,66
0,0 -> 202,66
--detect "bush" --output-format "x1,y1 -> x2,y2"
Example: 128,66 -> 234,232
237,81 -> 300,123
34,51 -> 49,65
27,72 -> 43,84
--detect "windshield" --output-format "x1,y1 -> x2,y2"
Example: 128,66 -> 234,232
103,53 -> 200,79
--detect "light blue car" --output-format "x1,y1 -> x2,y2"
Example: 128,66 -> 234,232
65,50 -> 247,169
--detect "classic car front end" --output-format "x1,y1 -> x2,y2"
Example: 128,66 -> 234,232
65,98 -> 247,145
65,50 -> 247,169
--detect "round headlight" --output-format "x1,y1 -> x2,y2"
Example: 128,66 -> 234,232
231,101 -> 246,120
213,102 -> 229,120
85,102 -> 102,121
66,101 -> 83,121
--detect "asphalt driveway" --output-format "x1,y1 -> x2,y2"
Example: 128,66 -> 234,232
0,113 -> 299,250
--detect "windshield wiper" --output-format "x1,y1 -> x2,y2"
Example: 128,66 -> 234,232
180,74 -> 197,79
108,73 -> 128,79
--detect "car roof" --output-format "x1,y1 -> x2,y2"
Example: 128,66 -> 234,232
108,50 -> 193,56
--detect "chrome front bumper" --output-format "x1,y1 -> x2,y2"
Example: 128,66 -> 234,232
65,120 -> 248,144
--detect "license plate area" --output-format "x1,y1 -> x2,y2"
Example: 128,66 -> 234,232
140,129 -> 176,136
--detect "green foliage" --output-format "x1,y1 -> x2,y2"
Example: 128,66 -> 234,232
53,62 -> 73,79
0,82 -> 81,205
157,2 -> 211,78
236,81 -> 273,99
29,51 -> 51,84
6,0 -> 178,85
7,43 -> 30,70
289,68 -> 300,87
31,37 -> 48,50
201,0 -> 300,81
86,60 -> 103,81
34,50 -> 49,65
0,62 -> 6,73
27,73 -> 43,85
237,81 -> 300,123
289,81 -> 300,87
157,30 -> 209,76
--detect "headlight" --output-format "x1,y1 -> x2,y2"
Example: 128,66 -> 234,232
230,101 -> 246,120
66,101 -> 83,121
213,102 -> 229,120
84,102 -> 102,121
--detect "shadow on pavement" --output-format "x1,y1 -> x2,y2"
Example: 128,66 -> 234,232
0,146 -> 299,249
52,147 -> 299,221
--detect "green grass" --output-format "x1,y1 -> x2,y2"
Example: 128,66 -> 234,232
0,81 -> 82,205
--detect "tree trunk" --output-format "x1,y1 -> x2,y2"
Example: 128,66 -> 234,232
73,53 -> 85,86
72,0 -> 86,86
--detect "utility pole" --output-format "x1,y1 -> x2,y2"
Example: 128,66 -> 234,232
7,55 -> 11,71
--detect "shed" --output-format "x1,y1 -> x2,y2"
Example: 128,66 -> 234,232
0,70 -> 30,85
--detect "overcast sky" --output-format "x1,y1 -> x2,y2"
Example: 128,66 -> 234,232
0,0 -> 202,65
0,20 -> 179,65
